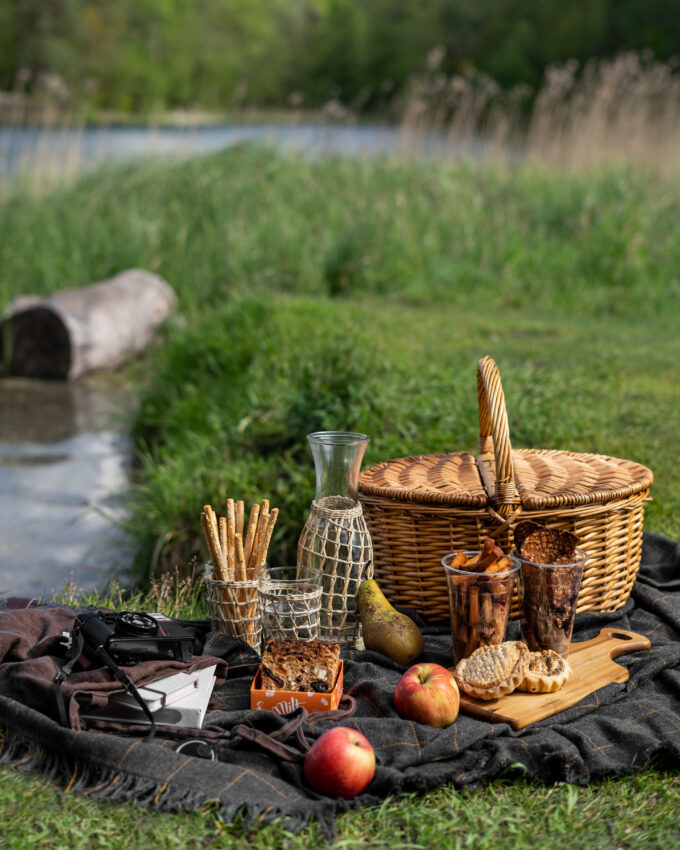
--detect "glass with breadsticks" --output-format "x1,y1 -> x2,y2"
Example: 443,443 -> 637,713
442,539 -> 520,664
201,499 -> 278,649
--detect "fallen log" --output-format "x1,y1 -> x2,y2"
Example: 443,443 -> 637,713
1,269 -> 176,380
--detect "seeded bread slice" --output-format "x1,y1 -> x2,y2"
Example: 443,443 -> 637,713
260,639 -> 341,693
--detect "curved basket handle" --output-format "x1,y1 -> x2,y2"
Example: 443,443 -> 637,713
477,356 -> 515,508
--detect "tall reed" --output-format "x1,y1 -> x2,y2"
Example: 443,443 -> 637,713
398,51 -> 680,173
2,51 -> 680,183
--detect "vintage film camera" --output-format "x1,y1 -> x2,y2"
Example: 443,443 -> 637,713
55,611 -> 207,734
67,610 -> 199,666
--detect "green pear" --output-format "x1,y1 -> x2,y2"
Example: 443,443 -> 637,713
357,579 -> 424,666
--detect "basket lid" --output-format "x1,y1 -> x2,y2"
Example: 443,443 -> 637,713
359,452 -> 488,506
359,448 -> 653,510
510,449 -> 653,509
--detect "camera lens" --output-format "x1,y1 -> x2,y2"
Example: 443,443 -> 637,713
116,611 -> 158,636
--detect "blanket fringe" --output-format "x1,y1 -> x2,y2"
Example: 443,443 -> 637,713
0,726 -> 325,836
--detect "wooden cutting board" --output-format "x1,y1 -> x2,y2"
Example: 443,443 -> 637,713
455,628 -> 651,730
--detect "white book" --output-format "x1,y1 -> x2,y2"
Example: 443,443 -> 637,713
109,668 -> 205,712
83,665 -> 217,729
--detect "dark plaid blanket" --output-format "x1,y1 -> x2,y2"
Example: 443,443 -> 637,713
1,531 -> 679,836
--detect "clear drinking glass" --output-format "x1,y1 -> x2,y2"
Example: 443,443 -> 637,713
513,549 -> 587,658
442,551 -> 519,664
257,565 -> 322,643
297,431 -> 373,647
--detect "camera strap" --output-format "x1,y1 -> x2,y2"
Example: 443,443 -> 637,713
53,623 -> 157,739
52,627 -> 86,728
91,643 -> 157,739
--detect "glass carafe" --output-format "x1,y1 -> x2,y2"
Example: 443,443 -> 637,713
297,431 -> 373,647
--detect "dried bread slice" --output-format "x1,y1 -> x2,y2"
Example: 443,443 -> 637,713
518,649 -> 571,693
517,523 -> 579,565
455,641 -> 529,701
261,639 -> 341,693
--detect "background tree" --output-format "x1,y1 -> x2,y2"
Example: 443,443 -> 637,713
1,0 -> 678,114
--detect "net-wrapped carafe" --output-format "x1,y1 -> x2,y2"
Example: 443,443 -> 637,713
297,431 -> 373,648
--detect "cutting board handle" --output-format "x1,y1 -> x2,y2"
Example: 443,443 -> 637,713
576,627 -> 651,658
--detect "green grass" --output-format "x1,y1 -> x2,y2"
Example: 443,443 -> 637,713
3,147 -> 680,320
1,146 -> 679,846
0,763 -> 678,849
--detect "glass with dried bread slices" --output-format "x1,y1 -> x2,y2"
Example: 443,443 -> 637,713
442,538 -> 519,664
511,521 -> 587,658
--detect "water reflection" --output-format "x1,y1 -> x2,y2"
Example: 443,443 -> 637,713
0,379 -> 136,597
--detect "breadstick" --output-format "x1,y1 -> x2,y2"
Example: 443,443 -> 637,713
202,506 -> 227,579
235,532 -> 257,642
200,511 -> 218,573
257,508 -> 279,569
233,531 -> 246,635
226,498 -> 236,578
235,500 -> 244,540
244,503 -> 260,566
258,500 -> 270,535
219,516 -> 228,577
202,505 -> 217,561
254,508 -> 279,570
213,511 -> 228,578
248,506 -> 268,574
234,531 -> 258,642
236,543 -> 258,646
201,508 -> 230,629
235,532 -> 247,583
204,503 -> 217,538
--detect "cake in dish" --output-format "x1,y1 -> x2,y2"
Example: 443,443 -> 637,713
260,639 -> 341,693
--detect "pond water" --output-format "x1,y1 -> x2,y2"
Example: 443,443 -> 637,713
0,121 -> 480,180
0,379 -> 136,598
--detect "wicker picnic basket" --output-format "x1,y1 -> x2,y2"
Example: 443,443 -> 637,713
358,356 -> 653,622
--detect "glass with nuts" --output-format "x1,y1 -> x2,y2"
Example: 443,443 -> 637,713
442,539 -> 520,664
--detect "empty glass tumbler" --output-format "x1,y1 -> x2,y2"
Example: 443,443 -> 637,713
257,566 -> 322,644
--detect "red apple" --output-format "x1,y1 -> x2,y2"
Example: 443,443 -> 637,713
393,663 -> 460,728
303,727 -> 375,798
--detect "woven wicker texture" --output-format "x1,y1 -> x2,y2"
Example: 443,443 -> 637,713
512,450 -> 652,509
360,450 -> 651,511
297,497 -> 373,648
359,452 -> 488,506
204,573 -> 261,649
359,356 -> 653,622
